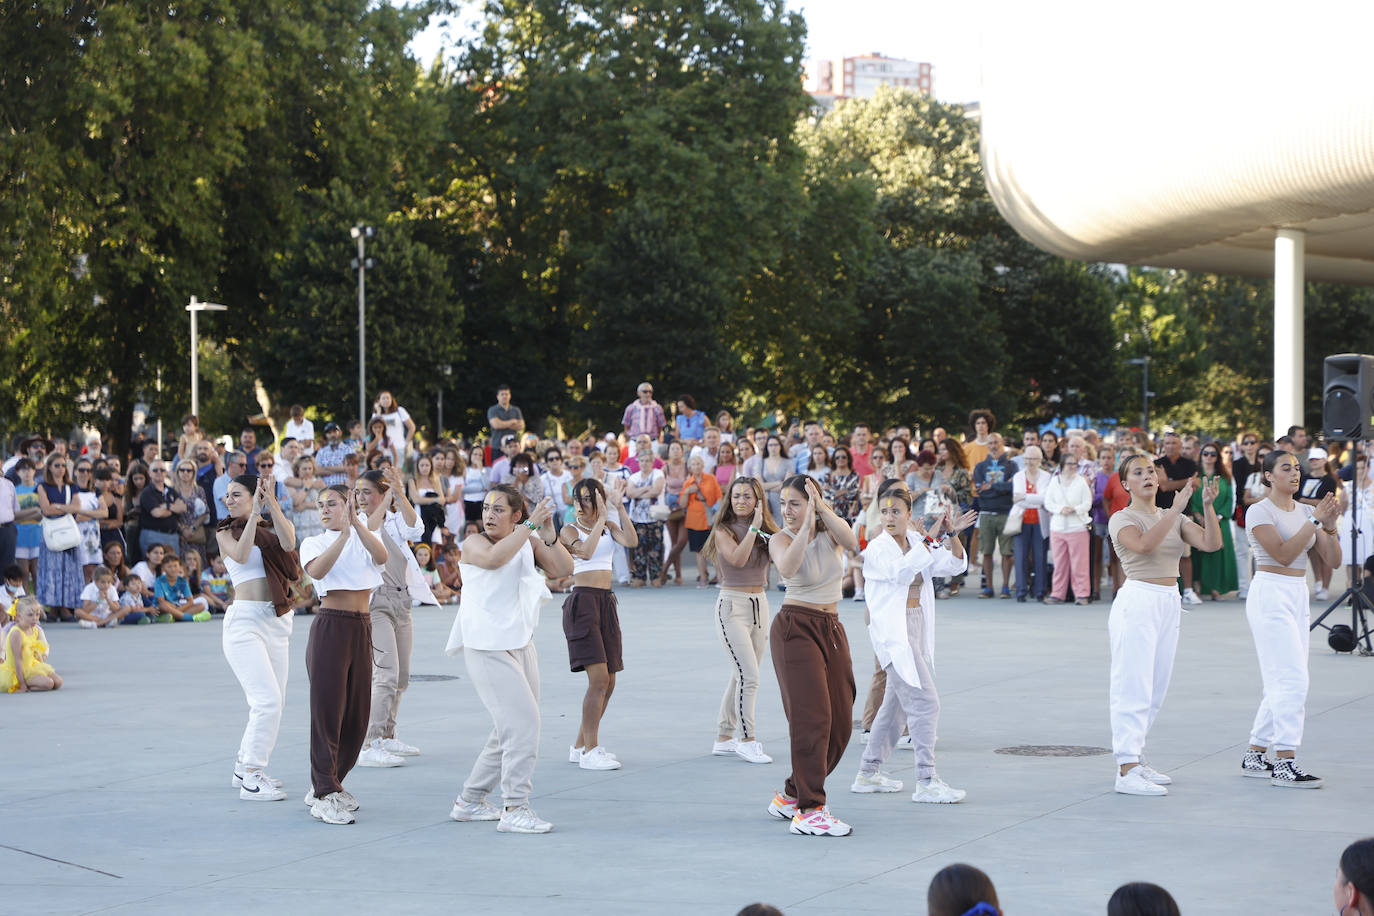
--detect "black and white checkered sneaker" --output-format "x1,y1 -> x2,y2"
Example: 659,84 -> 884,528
1240,749 -> 1273,778
1270,758 -> 1323,789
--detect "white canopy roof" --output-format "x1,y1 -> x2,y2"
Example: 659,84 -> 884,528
979,4 -> 1374,284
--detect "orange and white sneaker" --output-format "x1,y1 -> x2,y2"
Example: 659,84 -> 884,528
766,790 -> 798,821
790,806 -> 852,837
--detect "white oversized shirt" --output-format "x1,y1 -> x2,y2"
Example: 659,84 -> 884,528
862,530 -> 967,689
446,538 -> 551,653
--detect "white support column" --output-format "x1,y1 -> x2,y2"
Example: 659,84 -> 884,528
1273,228 -> 1305,438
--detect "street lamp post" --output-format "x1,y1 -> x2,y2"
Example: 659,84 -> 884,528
437,364 -> 452,438
350,225 -> 376,428
1127,356 -> 1153,432
186,296 -> 228,417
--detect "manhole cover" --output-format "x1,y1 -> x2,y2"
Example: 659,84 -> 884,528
408,674 -> 460,682
994,745 -> 1110,757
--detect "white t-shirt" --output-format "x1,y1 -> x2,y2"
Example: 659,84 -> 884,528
376,408 -> 411,454
284,419 -> 316,453
274,461 -> 292,485
80,582 -> 119,620
1247,498 -> 1317,571
543,470 -> 574,510
131,561 -> 158,589
299,530 -> 384,596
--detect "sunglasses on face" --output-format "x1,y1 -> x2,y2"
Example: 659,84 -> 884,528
1201,451 -> 1218,457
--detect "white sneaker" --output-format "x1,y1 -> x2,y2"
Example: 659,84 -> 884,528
790,806 -> 852,836
1115,766 -> 1168,796
853,590 -> 865,602
911,775 -> 966,804
712,738 -> 739,756
234,769 -> 283,789
335,788 -> 359,811
578,746 -> 622,770
357,741 -> 406,768
895,735 -> 914,750
497,804 -> 554,833
851,770 -> 904,793
1237,589 -> 1248,600
1182,588 -> 1203,606
1314,586 -> 1330,601
1136,762 -> 1173,785
450,797 -> 502,821
310,792 -> 355,825
858,730 -> 871,745
238,770 -> 286,801
379,737 -> 420,757
735,740 -> 772,764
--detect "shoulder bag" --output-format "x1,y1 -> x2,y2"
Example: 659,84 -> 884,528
41,485 -> 82,551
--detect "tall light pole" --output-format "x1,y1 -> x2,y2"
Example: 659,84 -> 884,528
186,296 -> 228,417
1127,356 -> 1152,432
350,225 -> 375,426
437,363 -> 452,439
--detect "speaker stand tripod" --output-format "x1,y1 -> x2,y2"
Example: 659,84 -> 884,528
1310,477 -> 1374,655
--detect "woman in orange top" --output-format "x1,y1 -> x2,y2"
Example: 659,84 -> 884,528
681,455 -> 723,587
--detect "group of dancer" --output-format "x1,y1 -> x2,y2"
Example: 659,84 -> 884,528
211,448 -> 1339,835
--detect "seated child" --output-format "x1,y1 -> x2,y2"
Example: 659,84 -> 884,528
436,542 -> 462,604
2,596 -> 62,692
413,543 -> 454,604
198,554 -> 232,612
153,555 -> 212,622
77,565 -> 135,628
131,543 -> 166,590
118,573 -> 156,624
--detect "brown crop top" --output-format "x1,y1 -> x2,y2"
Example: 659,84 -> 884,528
716,521 -> 770,588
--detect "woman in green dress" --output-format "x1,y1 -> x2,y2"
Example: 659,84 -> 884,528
1191,441 -> 1238,599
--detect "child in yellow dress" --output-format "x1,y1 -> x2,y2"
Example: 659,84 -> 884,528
2,597 -> 62,692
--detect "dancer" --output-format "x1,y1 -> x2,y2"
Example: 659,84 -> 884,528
1240,450 -> 1340,788
558,477 -> 637,770
355,467 -> 436,767
445,486 -> 571,833
1107,454 -> 1221,796
298,485 -> 388,825
766,475 -> 859,836
852,483 -> 976,803
216,474 -> 300,802
701,477 -> 779,765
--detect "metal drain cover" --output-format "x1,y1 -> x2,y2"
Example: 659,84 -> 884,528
994,745 -> 1110,757
408,674 -> 460,682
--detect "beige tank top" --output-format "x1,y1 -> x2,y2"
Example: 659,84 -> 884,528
1108,505 -> 1187,580
717,521 -> 770,588
781,528 -> 843,604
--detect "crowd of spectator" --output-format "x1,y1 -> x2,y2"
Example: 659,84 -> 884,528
2,380 -> 1369,628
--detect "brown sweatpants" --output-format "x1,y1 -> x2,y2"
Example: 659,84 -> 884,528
306,608 -> 373,797
770,604 -> 857,811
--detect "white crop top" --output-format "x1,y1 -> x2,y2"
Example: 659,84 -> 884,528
571,522 -> 615,574
781,529 -> 844,604
299,530 -> 384,596
222,544 -> 266,586
1246,498 -> 1316,570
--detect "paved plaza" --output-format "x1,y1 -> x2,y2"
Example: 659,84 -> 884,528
6,576 -> 1373,915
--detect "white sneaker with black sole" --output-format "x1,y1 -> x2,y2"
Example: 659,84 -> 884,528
1115,766 -> 1168,796
357,740 -> 406,768
497,804 -> 553,833
1240,749 -> 1273,778
1271,758 -> 1323,789
238,770 -> 286,801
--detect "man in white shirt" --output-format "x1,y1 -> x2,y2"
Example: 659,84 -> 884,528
791,421 -> 828,473
275,438 -> 302,486
690,426 -> 722,474
284,405 -> 316,455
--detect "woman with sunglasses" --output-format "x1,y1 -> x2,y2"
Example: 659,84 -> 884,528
71,460 -> 105,582
702,476 -> 779,765
1230,433 -> 1262,600
36,454 -> 86,621
1189,442 -> 1238,600
1239,450 -> 1340,788
172,459 -> 210,563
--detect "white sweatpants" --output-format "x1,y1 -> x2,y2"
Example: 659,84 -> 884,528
1233,521 -> 1252,595
221,600 -> 293,771
861,605 -> 939,780
715,588 -> 770,740
462,642 -> 541,808
1246,571 -> 1310,751
1108,580 -> 1181,765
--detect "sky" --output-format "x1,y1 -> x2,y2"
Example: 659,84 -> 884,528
404,0 -> 983,103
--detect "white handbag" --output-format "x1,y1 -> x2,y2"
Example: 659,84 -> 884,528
41,486 -> 81,551
1003,504 -> 1025,536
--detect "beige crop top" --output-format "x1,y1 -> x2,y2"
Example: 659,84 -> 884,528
1108,506 -> 1187,580
780,528 -> 843,604
716,521 -> 770,589
1245,498 -> 1316,570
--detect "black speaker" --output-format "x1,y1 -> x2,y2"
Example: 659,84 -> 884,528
1323,353 -> 1374,440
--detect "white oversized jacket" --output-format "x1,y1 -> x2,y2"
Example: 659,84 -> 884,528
862,530 -> 968,690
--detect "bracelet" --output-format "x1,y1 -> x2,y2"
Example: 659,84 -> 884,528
523,520 -> 538,531
1323,526 -> 1338,535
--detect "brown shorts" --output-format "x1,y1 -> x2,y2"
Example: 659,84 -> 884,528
562,587 -> 623,673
